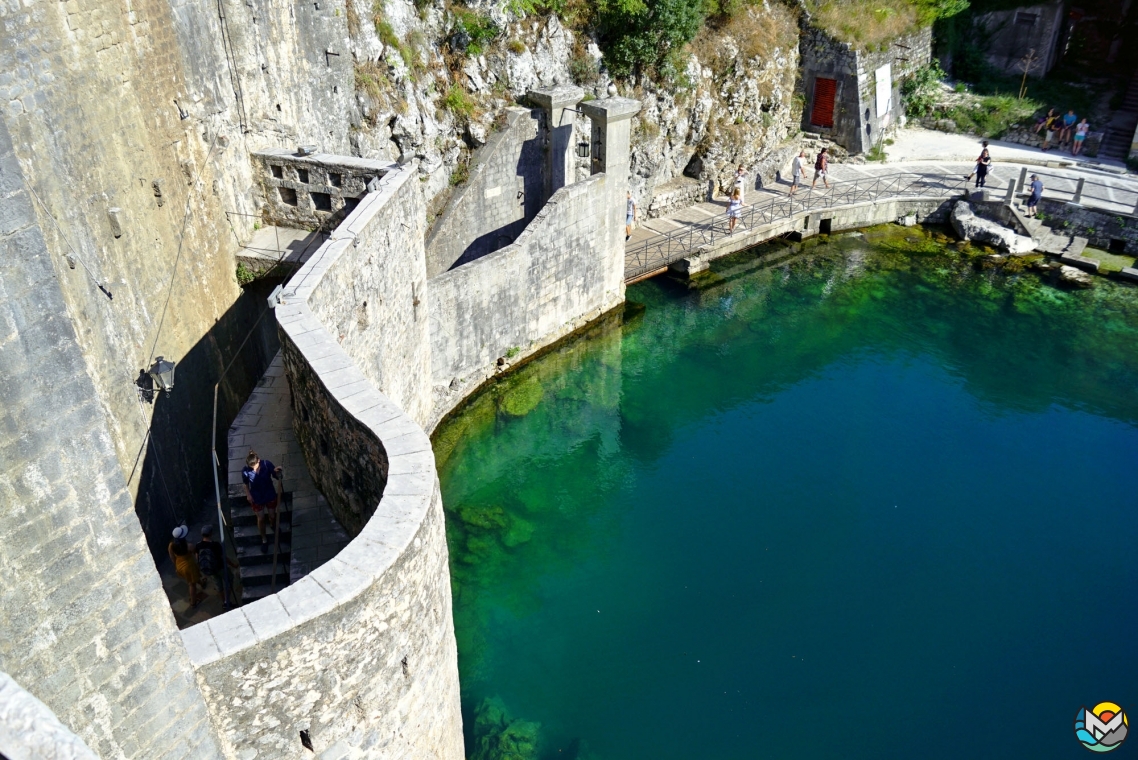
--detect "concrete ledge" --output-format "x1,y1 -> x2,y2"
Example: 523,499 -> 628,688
1120,267 -> 1138,282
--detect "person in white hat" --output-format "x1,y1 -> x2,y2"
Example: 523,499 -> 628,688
168,525 -> 204,607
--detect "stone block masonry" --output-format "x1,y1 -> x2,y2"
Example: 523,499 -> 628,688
253,151 -> 393,231
0,672 -> 99,759
425,107 -> 545,277
181,161 -> 463,759
0,119 -> 223,759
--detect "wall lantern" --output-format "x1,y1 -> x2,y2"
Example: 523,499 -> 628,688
576,141 -> 590,158
148,356 -> 176,395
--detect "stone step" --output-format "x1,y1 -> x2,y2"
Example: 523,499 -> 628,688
239,561 -> 292,585
1119,267 -> 1138,282
235,541 -> 291,564
232,520 -> 291,543
1036,234 -> 1088,257
1060,248 -> 1100,272
1004,202 -> 1045,240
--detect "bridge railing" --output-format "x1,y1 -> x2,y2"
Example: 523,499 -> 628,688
626,171 -> 970,281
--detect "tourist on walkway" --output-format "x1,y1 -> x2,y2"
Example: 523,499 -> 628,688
197,524 -> 236,597
1059,109 -> 1077,149
789,150 -> 807,196
734,166 -> 748,204
974,149 -> 992,188
1040,110 -> 1059,151
1072,118 -> 1089,156
242,449 -> 282,553
811,148 -> 830,190
626,191 -> 637,241
964,140 -> 990,182
1026,174 -> 1043,217
168,525 -> 205,607
727,188 -> 743,233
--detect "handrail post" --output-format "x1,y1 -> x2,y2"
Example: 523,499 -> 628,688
1073,177 -> 1085,204
211,384 -> 232,610
1017,167 -> 1028,194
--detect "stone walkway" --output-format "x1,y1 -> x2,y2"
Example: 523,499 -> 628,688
227,351 -> 350,586
626,153 -> 1138,278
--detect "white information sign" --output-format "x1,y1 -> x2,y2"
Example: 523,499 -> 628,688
875,63 -> 892,116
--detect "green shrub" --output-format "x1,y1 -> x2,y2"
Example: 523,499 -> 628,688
507,38 -> 527,54
901,60 -> 947,117
596,0 -> 704,79
452,8 -> 498,56
443,84 -> 476,120
236,263 -> 256,286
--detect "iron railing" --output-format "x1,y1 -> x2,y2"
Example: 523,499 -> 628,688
626,171 -> 972,281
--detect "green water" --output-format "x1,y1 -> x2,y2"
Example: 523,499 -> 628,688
434,227 -> 1138,760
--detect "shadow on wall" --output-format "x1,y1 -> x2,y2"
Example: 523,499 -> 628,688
131,276 -> 282,563
447,128 -> 545,271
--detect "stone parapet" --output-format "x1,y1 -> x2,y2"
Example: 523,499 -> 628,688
179,163 -> 463,760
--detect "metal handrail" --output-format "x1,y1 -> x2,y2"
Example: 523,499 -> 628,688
625,171 -> 970,281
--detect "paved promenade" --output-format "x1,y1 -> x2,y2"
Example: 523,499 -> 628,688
627,144 -> 1138,279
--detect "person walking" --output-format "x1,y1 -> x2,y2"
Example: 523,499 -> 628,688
1059,109 -> 1077,149
197,524 -> 237,598
1072,118 -> 1089,156
974,148 -> 992,188
733,166 -> 748,204
242,449 -> 283,553
168,526 -> 205,607
811,147 -> 830,190
964,140 -> 990,181
625,191 -> 637,241
1026,174 -> 1043,217
727,188 -> 744,233
789,150 -> 807,196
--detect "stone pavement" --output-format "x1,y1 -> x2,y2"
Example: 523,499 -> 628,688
626,146 -> 1138,278
227,351 -> 350,586
882,126 -> 1129,172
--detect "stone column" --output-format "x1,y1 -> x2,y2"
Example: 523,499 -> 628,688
580,95 -> 641,293
528,85 -> 584,203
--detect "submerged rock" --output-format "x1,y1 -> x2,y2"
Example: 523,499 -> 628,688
950,201 -> 1035,254
1057,265 -> 1095,289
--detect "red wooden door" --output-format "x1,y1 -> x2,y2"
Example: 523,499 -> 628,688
811,78 -> 837,128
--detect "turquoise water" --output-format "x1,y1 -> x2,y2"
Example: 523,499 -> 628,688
434,227 -> 1138,760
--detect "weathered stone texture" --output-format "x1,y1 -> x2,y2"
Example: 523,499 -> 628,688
254,150 -> 390,230
0,672 -> 99,760
425,107 -> 545,277
305,165 -> 434,428
179,160 -> 463,759
0,120 -> 222,760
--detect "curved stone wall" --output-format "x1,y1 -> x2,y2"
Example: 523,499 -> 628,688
179,165 -> 463,759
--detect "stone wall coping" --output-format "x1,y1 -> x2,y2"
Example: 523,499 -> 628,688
252,148 -> 395,173
579,96 -> 641,125
527,85 -> 585,109
180,162 -> 438,667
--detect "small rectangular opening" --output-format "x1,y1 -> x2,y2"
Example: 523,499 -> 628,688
819,218 -> 833,234
296,168 -> 309,183
1109,238 -> 1127,253
312,192 -> 333,212
803,215 -> 810,230
343,197 -> 360,214
1015,11 -> 1038,25
270,165 -> 283,179
279,187 -> 298,206
329,172 -> 343,187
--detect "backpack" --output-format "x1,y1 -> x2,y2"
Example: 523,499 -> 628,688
815,152 -> 825,170
197,544 -> 216,576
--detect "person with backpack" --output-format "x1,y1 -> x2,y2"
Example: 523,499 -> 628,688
811,147 -> 830,190
168,525 -> 205,608
196,524 -> 235,591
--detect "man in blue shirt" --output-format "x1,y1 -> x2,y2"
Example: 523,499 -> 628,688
242,449 -> 282,553
1060,110 -> 1077,149
1026,174 -> 1044,218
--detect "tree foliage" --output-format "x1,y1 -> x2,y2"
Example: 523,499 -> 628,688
596,0 -> 705,78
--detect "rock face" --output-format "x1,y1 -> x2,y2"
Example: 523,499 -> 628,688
347,1 -> 806,209
1057,264 -> 1095,288
950,201 -> 1036,254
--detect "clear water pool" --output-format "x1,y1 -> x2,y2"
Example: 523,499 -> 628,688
434,227 -> 1138,760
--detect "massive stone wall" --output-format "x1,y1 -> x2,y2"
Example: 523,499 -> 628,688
0,120 -> 222,760
0,672 -> 99,760
304,164 -> 434,428
424,107 -> 545,277
179,162 -> 463,758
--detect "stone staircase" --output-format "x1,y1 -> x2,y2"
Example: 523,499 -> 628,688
228,493 -> 293,603
1099,76 -> 1138,161
1001,201 -> 1099,270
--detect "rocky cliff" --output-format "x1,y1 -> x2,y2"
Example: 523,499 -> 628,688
345,0 -> 804,211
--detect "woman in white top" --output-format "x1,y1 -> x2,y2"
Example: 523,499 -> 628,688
727,188 -> 743,233
1071,119 -> 1089,156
